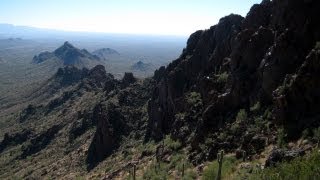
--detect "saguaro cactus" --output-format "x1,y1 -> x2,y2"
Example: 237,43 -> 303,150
133,165 -> 136,180
216,150 -> 224,180
242,150 -> 247,162
182,162 -> 185,177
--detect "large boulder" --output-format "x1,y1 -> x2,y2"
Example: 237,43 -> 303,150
265,148 -> 305,167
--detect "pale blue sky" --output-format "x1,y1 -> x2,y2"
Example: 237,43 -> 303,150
0,0 -> 261,35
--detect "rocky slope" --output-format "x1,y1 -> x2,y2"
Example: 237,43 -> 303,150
146,0 -> 320,163
0,64 -> 153,178
1,0 -> 320,178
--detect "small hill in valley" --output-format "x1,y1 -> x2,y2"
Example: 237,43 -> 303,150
92,48 -> 120,60
131,60 -> 152,71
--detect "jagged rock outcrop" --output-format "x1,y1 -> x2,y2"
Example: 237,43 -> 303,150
19,104 -> 37,122
146,14 -> 244,141
273,46 -> 320,138
121,72 -> 136,87
21,125 -> 61,158
86,103 -> 125,169
54,66 -> 89,86
0,130 -> 32,153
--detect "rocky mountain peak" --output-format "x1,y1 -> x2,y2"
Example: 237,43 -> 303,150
33,41 -> 100,67
54,41 -> 85,62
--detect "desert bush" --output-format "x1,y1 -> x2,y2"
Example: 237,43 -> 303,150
142,160 -> 169,180
202,156 -> 237,180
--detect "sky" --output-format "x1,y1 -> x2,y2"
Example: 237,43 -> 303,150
0,0 -> 262,36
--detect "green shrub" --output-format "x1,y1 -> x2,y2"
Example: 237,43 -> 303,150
183,169 -> 197,180
137,140 -> 156,155
164,135 -> 182,151
252,116 -> 269,133
186,92 -> 202,107
236,109 -> 247,122
142,161 -> 169,180
202,156 -> 237,180
216,72 -> 229,83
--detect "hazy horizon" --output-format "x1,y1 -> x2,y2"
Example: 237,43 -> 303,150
1,0 -> 261,36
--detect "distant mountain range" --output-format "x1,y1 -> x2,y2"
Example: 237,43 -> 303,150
33,41 -> 101,68
0,23 -> 71,39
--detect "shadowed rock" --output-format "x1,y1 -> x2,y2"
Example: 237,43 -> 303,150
86,103 -> 126,170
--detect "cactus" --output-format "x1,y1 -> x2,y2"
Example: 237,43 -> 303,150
133,165 -> 136,180
182,162 -> 185,177
242,150 -> 247,162
216,150 -> 224,180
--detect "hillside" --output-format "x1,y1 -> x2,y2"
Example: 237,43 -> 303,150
1,0 -> 320,179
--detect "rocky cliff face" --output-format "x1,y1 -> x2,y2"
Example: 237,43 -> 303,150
147,0 -> 320,162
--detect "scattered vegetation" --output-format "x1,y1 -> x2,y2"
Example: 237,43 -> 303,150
247,150 -> 320,180
141,136 -> 195,179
